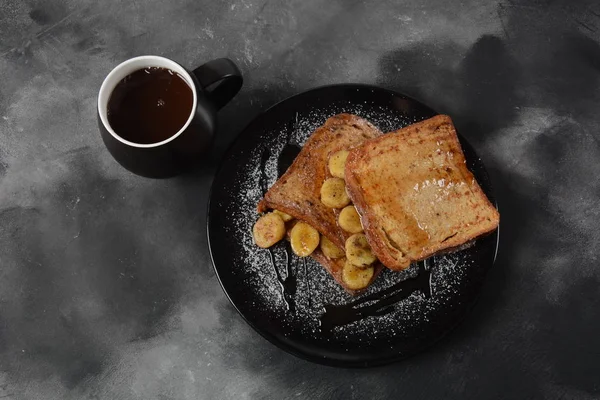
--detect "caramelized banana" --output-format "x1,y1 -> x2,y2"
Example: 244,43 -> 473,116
320,178 -> 350,208
290,222 -> 320,257
342,259 -> 375,290
338,205 -> 363,233
328,150 -> 350,179
273,209 -> 293,222
345,233 -> 377,267
320,236 -> 345,259
253,213 -> 286,248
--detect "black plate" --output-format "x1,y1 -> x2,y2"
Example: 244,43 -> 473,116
207,84 -> 499,367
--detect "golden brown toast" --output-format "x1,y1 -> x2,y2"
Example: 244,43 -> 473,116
345,115 -> 500,271
258,114 -> 383,293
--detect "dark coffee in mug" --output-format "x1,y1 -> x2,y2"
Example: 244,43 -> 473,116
107,67 -> 193,144
98,55 -> 242,178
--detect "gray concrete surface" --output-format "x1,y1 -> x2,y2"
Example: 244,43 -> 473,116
1,0 -> 600,399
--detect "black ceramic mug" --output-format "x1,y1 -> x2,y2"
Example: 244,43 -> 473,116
97,55 -> 242,178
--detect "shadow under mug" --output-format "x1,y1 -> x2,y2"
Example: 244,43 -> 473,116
97,55 -> 242,178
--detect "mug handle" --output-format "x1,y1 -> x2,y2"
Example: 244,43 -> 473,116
193,58 -> 243,110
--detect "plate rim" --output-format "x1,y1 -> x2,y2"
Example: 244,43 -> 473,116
206,83 -> 499,367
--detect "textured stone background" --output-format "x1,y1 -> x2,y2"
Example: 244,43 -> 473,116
1,0 -> 600,399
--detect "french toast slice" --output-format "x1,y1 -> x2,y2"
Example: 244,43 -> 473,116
345,115 -> 500,271
258,114 -> 383,293
258,114 -> 381,249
